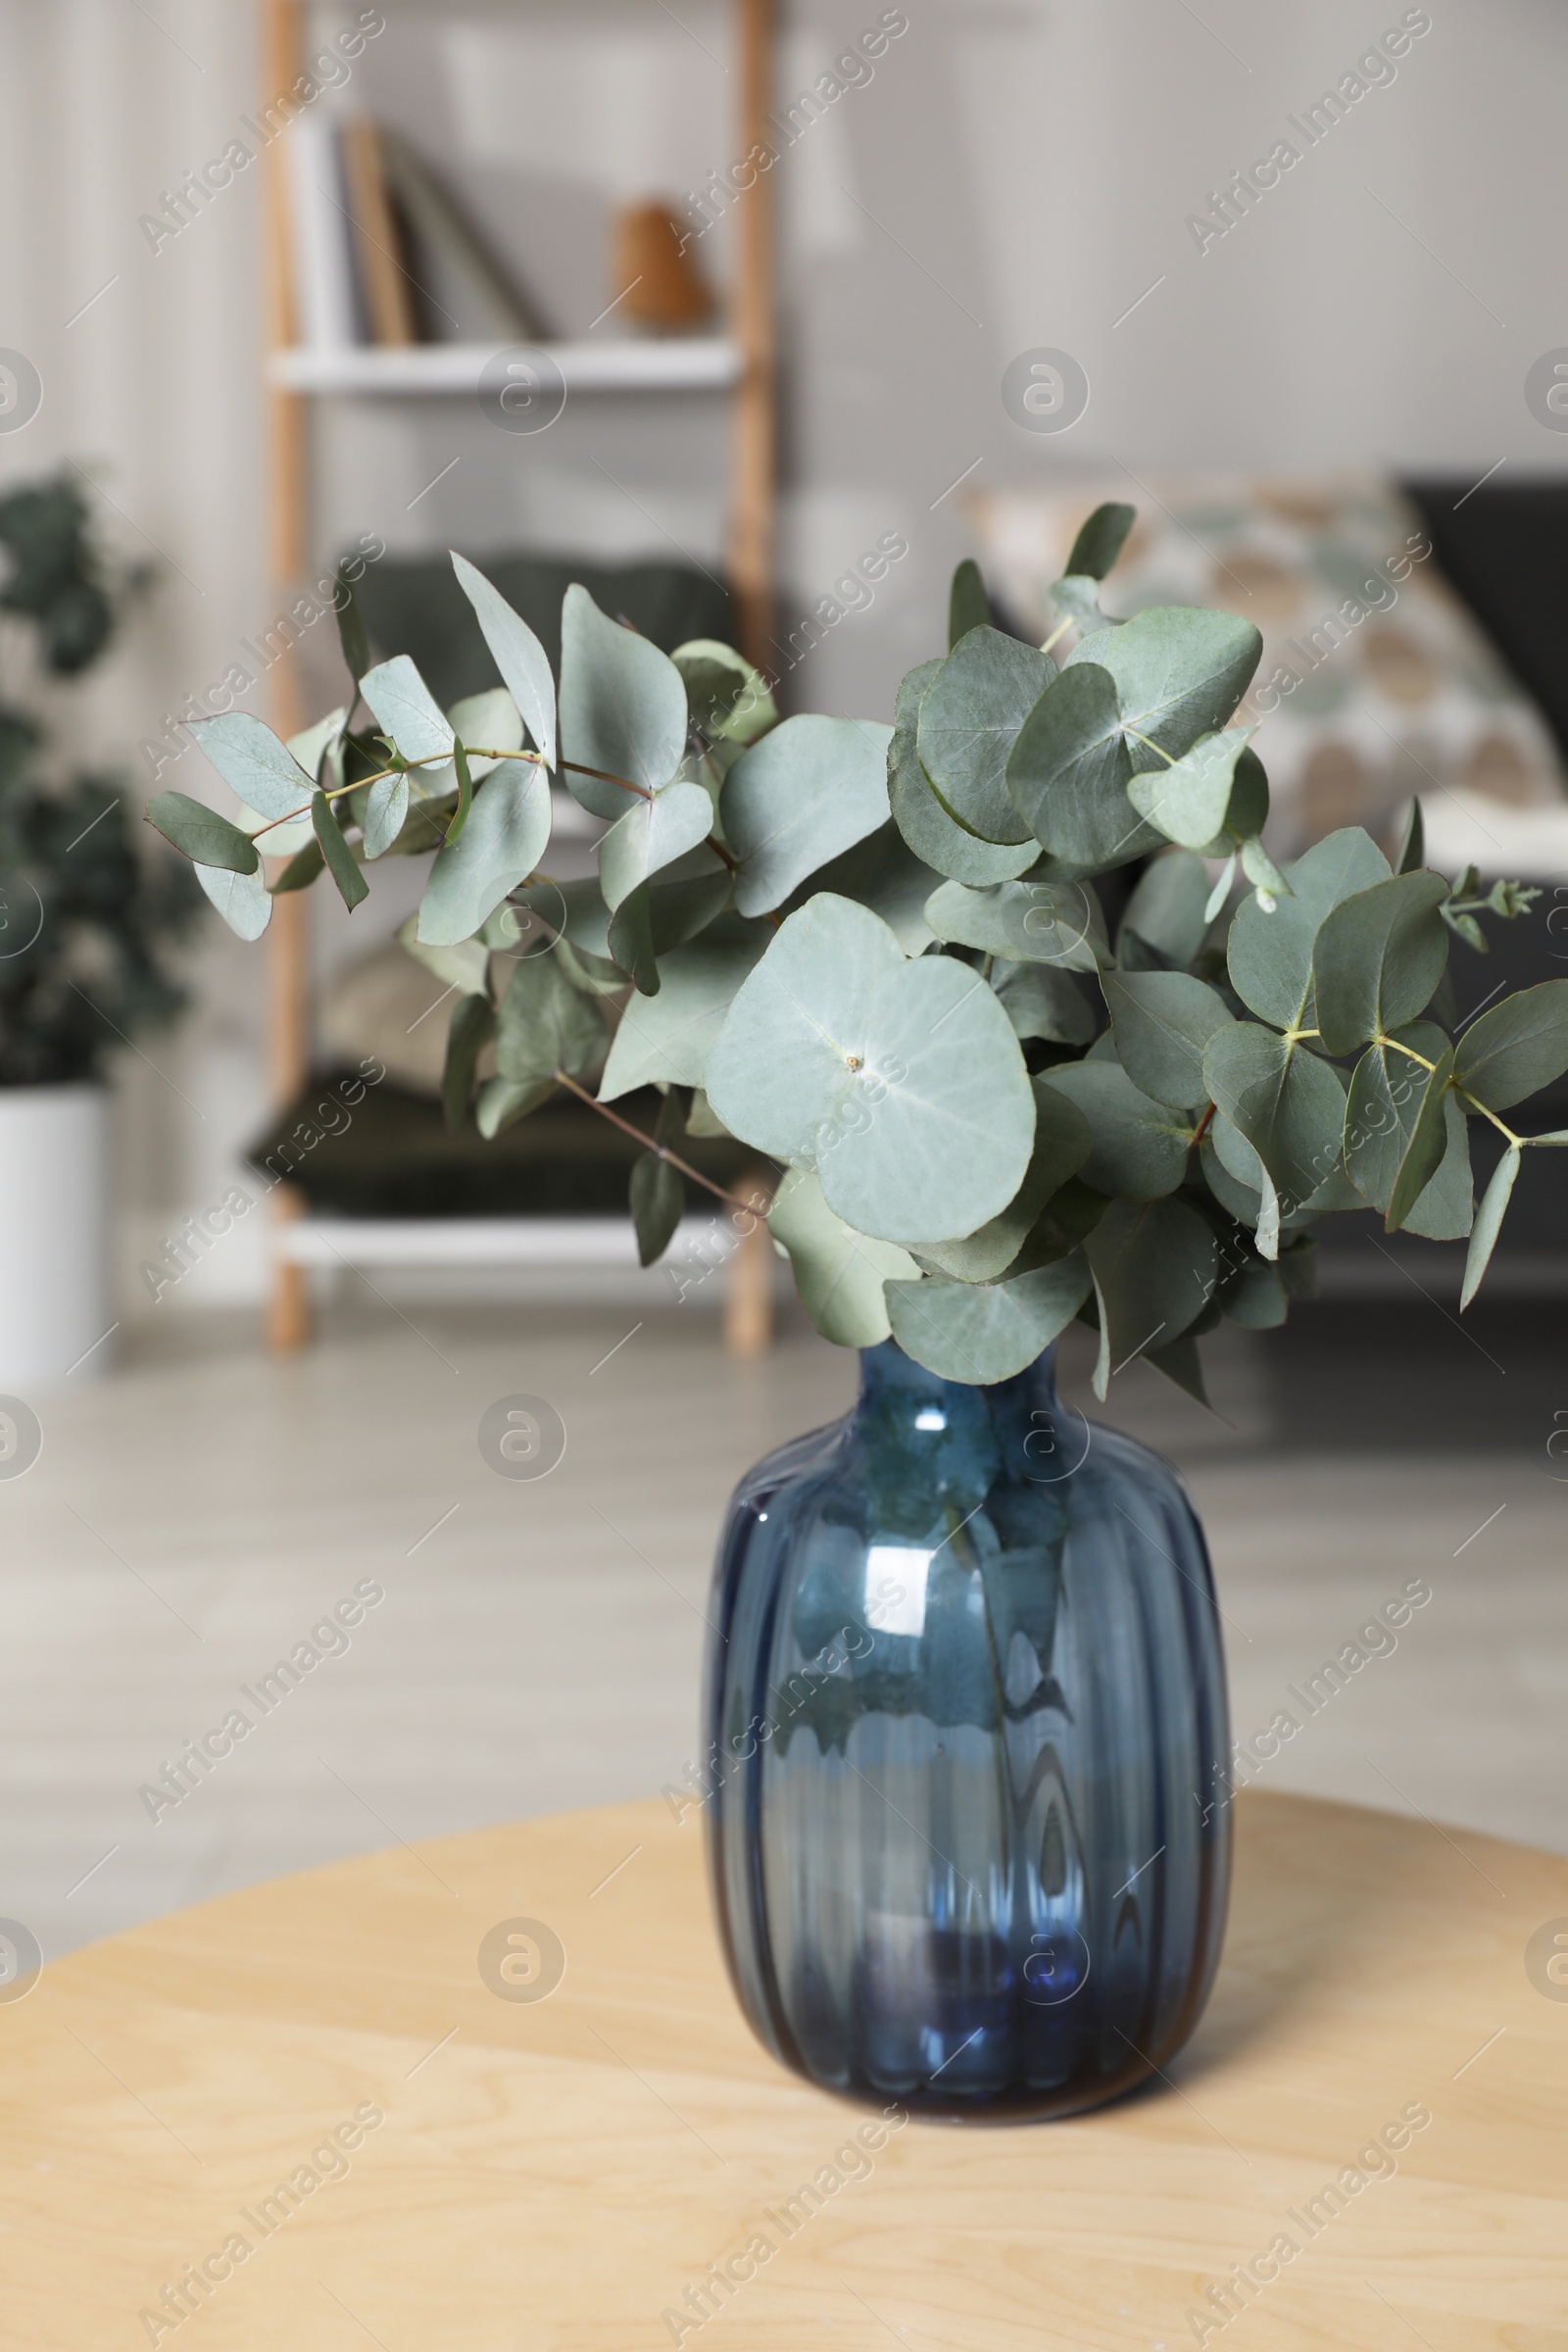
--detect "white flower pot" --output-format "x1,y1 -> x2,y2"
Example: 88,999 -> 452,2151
0,1083 -> 113,1390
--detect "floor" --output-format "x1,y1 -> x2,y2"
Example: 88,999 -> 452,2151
3,1284 -> 1563,1969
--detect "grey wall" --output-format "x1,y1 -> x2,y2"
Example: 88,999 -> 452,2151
1,0 -> 1565,1301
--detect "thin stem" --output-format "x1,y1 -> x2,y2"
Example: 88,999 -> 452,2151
1191,1102 -> 1216,1149
550,1070 -> 773,1215
1281,1025 -> 1321,1046
1456,1086 -> 1523,1149
1123,725 -> 1177,766
1379,1033 -> 1436,1074
1040,616 -> 1072,657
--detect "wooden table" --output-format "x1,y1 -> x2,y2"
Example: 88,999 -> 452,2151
6,1792 -> 1566,2349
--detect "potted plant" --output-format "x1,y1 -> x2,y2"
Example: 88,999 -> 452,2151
0,475 -> 200,1388
149,507 -> 1568,2117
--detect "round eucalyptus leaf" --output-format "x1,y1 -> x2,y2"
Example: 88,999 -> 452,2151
1227,826 -> 1391,1029
1312,868 -> 1450,1055
889,660 -> 1039,885
1127,727 -> 1255,851
494,952 -> 608,1089
600,916 -> 769,1101
915,625 -> 1052,845
195,860 -> 271,939
917,1079 -> 1092,1282
705,894 -> 1036,1245
416,761 -> 551,947
991,959 -> 1096,1047
1084,1196 -> 1218,1396
923,877 -> 1106,971
186,713 -> 316,821
768,1168 -> 918,1347
1006,662 -> 1159,867
1038,1059 -> 1192,1199
1118,850 -> 1212,968
362,770 -> 410,859
1202,1022 -> 1348,1219
599,779 -> 715,912
559,582 -> 687,817
1344,1022 -> 1473,1238
451,553 -> 556,770
1102,967 -> 1234,1111
1065,604 -> 1262,759
722,714 -> 892,916
886,1254 -> 1092,1385
1453,978 -> 1568,1111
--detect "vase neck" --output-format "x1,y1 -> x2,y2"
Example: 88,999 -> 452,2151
857,1339 -> 1060,1417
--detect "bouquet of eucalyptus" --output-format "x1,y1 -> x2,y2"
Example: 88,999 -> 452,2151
147,507 -> 1568,1396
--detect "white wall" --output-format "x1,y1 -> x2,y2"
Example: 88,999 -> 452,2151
1,0 -> 1565,1310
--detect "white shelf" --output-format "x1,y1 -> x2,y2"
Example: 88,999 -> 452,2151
275,1215 -> 718,1268
270,338 -> 744,397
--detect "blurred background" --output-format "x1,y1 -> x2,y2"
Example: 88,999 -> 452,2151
0,0 -> 1564,1963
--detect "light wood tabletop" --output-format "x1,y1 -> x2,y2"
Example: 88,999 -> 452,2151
4,1789 -> 1565,2350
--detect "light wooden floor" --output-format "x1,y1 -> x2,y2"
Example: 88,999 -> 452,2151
2,1293 -> 1563,1969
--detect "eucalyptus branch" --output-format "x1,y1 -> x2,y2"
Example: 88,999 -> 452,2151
550,1069 -> 772,1215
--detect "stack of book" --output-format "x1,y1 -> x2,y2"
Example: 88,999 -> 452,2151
284,113 -> 546,349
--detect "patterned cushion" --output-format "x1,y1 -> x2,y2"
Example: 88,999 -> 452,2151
969,477 -> 1568,863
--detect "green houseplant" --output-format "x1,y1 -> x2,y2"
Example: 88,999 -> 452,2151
0,474 -> 200,1387
147,506 -> 1568,2116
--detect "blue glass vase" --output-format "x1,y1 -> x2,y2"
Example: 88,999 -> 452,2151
703,1340 -> 1231,2119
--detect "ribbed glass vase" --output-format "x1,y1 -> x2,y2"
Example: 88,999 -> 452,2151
703,1340 -> 1231,2119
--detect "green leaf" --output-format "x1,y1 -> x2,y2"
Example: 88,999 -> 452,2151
1312,868 -> 1450,1055
1118,851 -> 1212,969
361,770 -> 409,859
448,738 -> 475,843
1461,1145 -> 1520,1309
604,861 -> 733,997
451,553 -> 557,769
311,790 -> 368,909
1048,575 -> 1115,635
1146,1335 -> 1209,1407
1042,1059 -> 1192,1199
722,715 -> 892,916
790,822 -> 944,956
288,708 -> 347,790
705,895 -> 1036,1247
395,915 -> 490,998
335,564 -> 371,689
1396,797 -> 1424,875
1065,604 -> 1262,760
948,559 -> 990,648
559,582 -> 687,817
887,659 -> 1038,885
990,959 -> 1096,1047
553,936 -> 625,998
476,1076 -> 555,1138
1066,501 -> 1135,580
1385,1044 -> 1456,1232
917,1079 -> 1092,1281
1200,1130 -> 1262,1225
1102,968 -> 1233,1112
1453,979 -> 1568,1110
185,713 -> 315,821
1204,853 -> 1238,926
148,790 -> 260,874
1006,662 -> 1158,867
1239,835 -> 1288,903
416,761 -> 551,947
916,626 -> 1054,846
1343,1022 -> 1473,1239
1226,746 -> 1270,843
600,778 -> 715,911
672,638 -> 777,745
1227,826 -> 1391,1029
630,1104 -> 685,1266
270,839 -> 324,894
923,877 -> 1106,971
769,1168 -> 918,1347
600,916 -> 769,1101
195,861 -> 272,939
1127,727 -> 1255,851
886,1255 -> 1093,1385
1083,1197 -> 1218,1398
361,655 -> 457,788
447,689 -> 524,780
1219,1255 -> 1287,1329
442,992 -> 495,1132
1202,1023 -> 1347,1223
493,953 -> 608,1090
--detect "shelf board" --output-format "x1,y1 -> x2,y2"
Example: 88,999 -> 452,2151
270,338 -> 744,397
275,1215 -> 712,1268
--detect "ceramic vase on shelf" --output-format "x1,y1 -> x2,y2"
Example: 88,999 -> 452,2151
704,1340 -> 1230,2120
